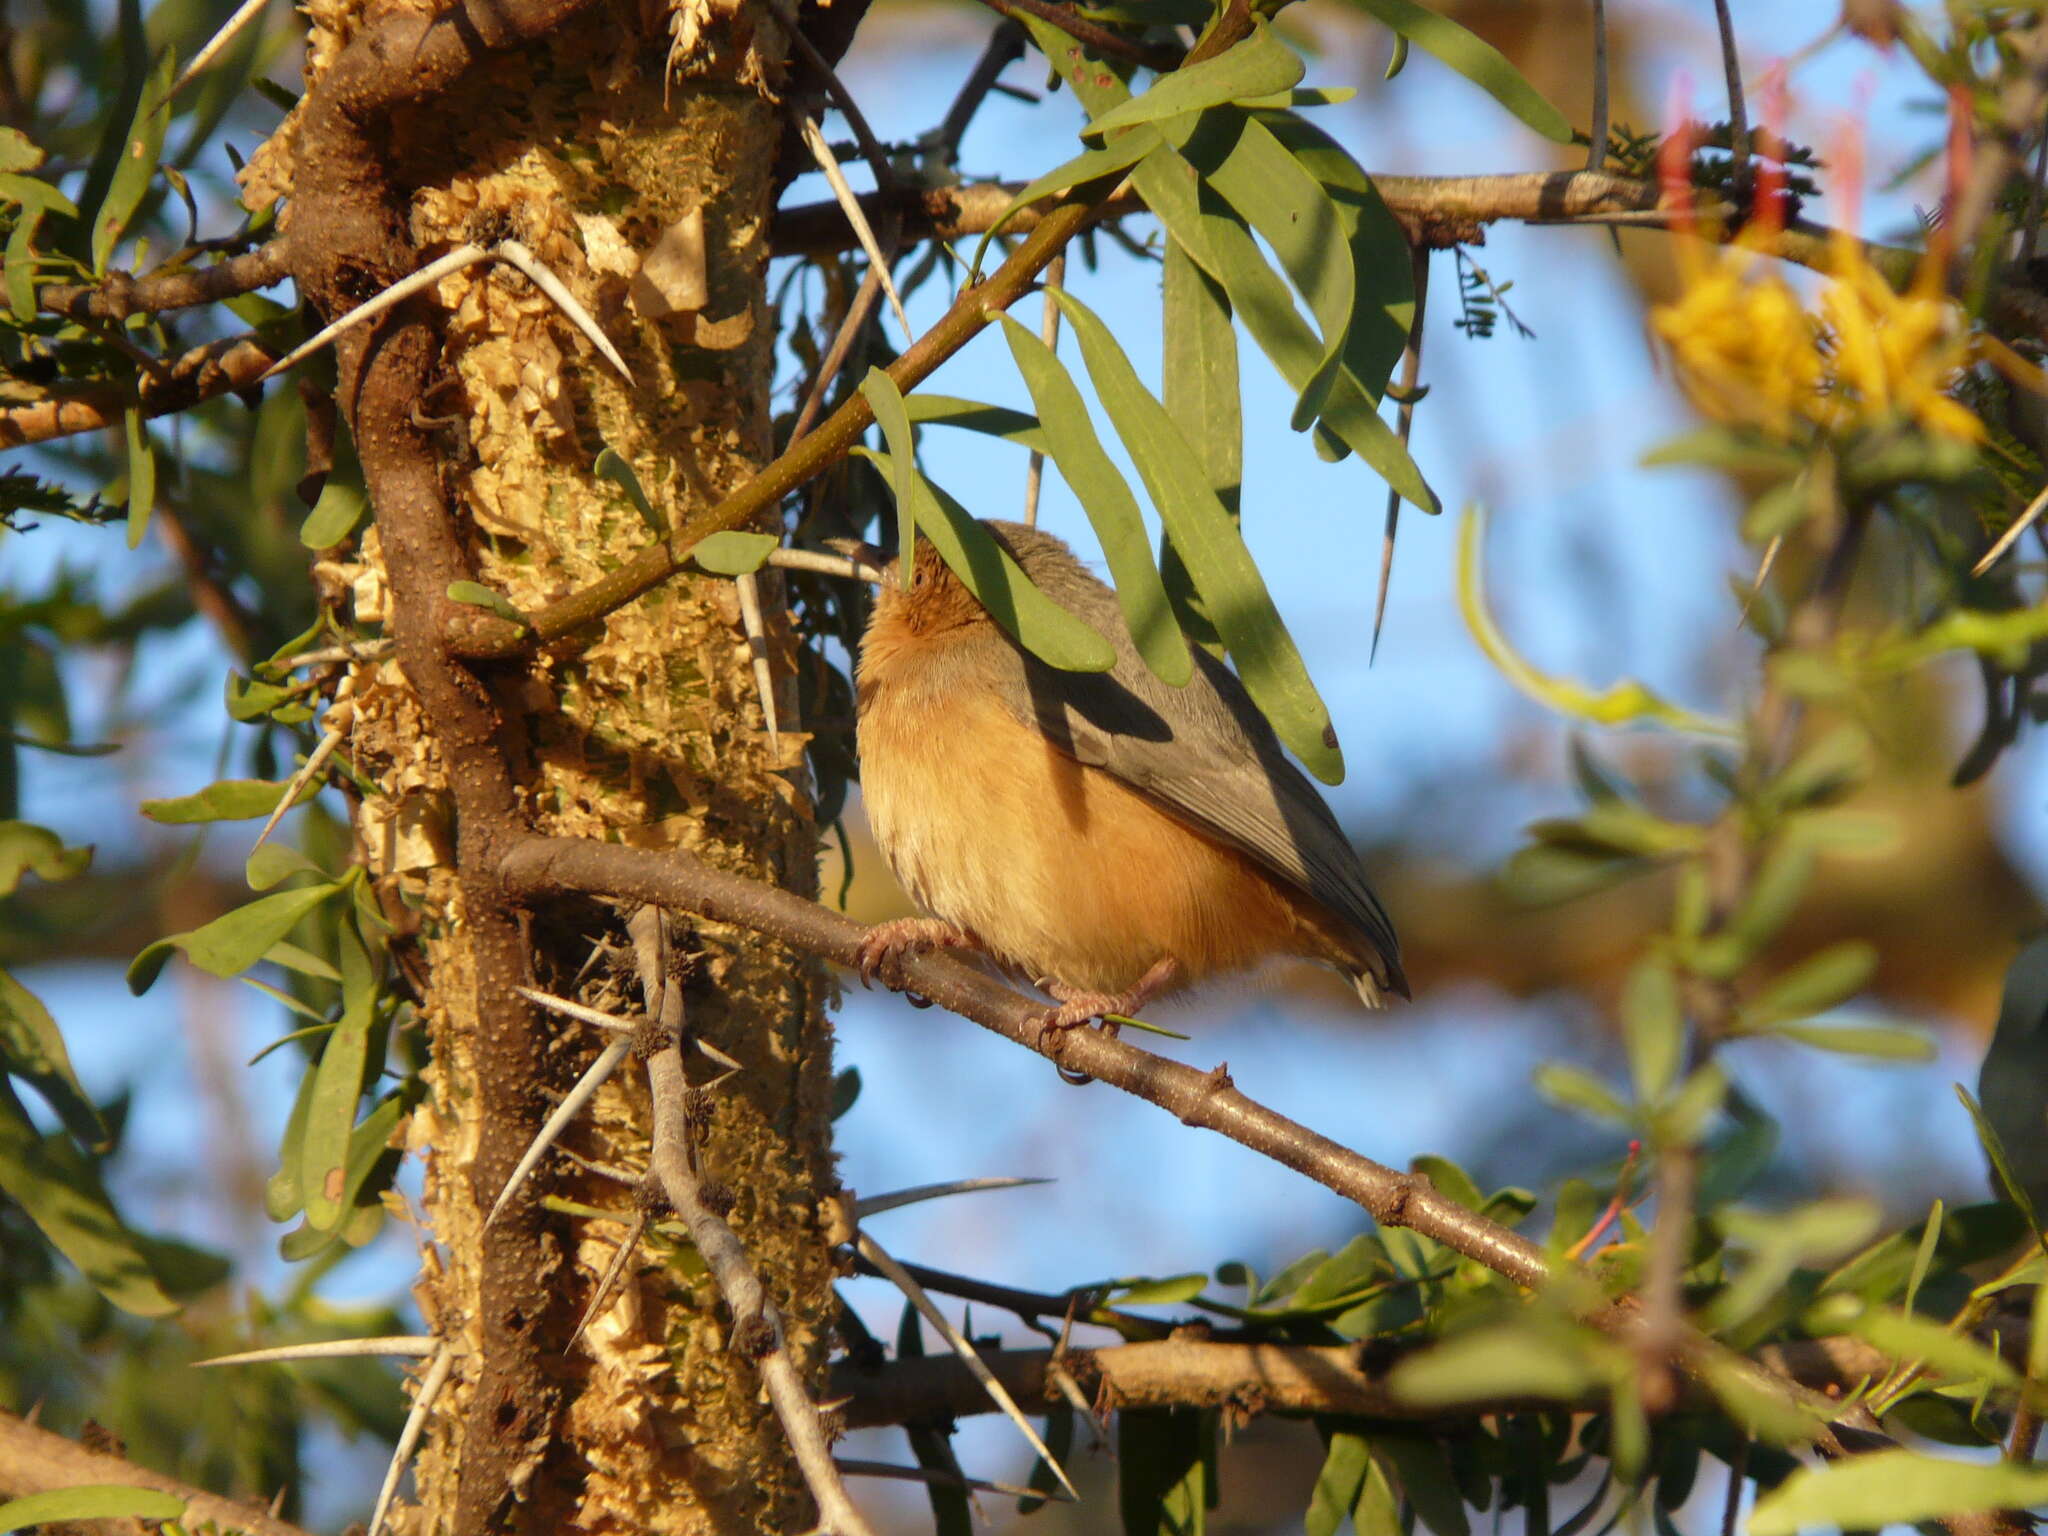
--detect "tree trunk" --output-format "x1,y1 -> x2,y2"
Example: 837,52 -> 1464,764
265,1 -> 838,1529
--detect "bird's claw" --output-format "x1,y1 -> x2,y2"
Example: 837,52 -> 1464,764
853,919 -> 971,995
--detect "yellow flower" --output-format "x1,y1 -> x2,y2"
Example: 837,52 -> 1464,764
1652,243 -> 1824,437
1651,229 -> 1984,446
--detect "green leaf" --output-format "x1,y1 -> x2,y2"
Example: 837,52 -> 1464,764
1119,1409 -> 1213,1536
854,448 -> 1117,673
1373,1431 -> 1471,1536
595,446 -> 664,536
1726,838 -> 1813,954
0,128 -> 42,174
995,313 -> 1191,686
902,394 -> 1050,453
446,581 -> 528,630
1051,287 -> 1343,780
1770,1020 -> 1935,1060
302,915 -> 378,1231
1740,942 -> 1878,1029
1113,1272 -> 1209,1305
0,966 -> 105,1148
6,206 -> 44,321
1532,1063 -> 1632,1127
860,368 -> 921,588
1390,1321 -> 1604,1406
142,776 -> 319,824
1748,1450 -> 2048,1536
91,46 -> 174,275
1810,1297 -> 2019,1389
1621,957 -> 1683,1105
0,820 -> 91,893
1705,1198 -> 1883,1334
1694,1352 -> 1826,1445
300,480 -> 366,549
0,1486 -> 186,1530
1978,936 -> 2048,1222
1160,236 -> 1238,654
974,134 -> 1163,272
1082,23 -> 1303,140
1957,1083 -> 2045,1245
247,841 -> 327,893
127,880 -> 344,994
1307,1430 -> 1372,1536
123,408 -> 155,549
0,1077 -> 181,1316
1337,0 -> 1572,142
689,530 -> 779,575
0,172 -> 78,217
1017,1399 -> 1075,1515
265,1060 -> 319,1222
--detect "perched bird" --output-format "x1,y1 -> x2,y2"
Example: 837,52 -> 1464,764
853,519 -> 1407,1029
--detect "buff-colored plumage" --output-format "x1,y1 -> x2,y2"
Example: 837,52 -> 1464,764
855,520 -> 1407,1023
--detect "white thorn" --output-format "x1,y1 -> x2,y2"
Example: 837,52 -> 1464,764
496,239 -> 634,385
798,116 -> 911,343
485,1036 -> 632,1227
260,246 -> 489,382
171,0 -> 271,96
514,985 -> 636,1035
367,1344 -> 454,1536
195,1336 -> 439,1367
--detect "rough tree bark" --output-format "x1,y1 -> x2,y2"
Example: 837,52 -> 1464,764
250,0 -> 840,1528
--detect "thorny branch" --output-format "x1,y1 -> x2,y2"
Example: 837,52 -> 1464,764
627,910 -> 875,1536
0,1408 -> 316,1536
496,837 -> 1890,1447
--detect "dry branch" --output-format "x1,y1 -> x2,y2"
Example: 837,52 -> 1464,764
0,1409 -> 315,1536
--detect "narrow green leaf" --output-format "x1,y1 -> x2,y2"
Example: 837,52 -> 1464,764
1052,287 -> 1343,780
123,408 -> 155,549
301,915 -> 377,1231
0,1486 -> 186,1529
0,1078 -> 180,1316
1354,1446 -> 1403,1536
0,172 -> 78,217
1338,0 -> 1572,142
595,447 -> 664,537
1374,1433 -> 1471,1536
973,133 -> 1162,273
689,530 -> 779,575
854,448 -> 1117,673
1112,1272 -> 1209,1306
1306,1431 -> 1371,1536
1621,957 -> 1683,1105
902,394 -> 1050,452
995,313 -> 1191,685
127,881 -> 343,994
265,1060 -> 319,1222
299,480 -> 366,550
1694,1352 -> 1826,1445
1771,1021 -> 1936,1060
0,820 -> 91,893
6,206 -> 44,321
1390,1322 -> 1604,1405
1742,942 -> 1878,1028
1082,22 -> 1303,141
0,966 -> 105,1148
859,368 -> 920,589
91,46 -> 174,275
142,777 -> 317,824
445,581 -> 527,629
1749,1450 -> 2048,1536
1957,1084 -> 2044,1243
1832,1302 -> 2019,1388
1532,1062 -> 1632,1127
1160,236 -> 1237,655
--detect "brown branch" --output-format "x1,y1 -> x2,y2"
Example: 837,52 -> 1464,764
832,1334 -> 1904,1432
966,0 -> 1179,72
0,333 -> 276,449
0,1408 -> 315,1536
37,241 -> 295,322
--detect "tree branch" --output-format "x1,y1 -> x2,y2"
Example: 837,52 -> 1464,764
0,1409 -> 315,1536
0,333 -> 277,449
37,241 -> 295,322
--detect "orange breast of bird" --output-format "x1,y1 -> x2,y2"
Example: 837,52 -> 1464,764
858,649 -> 1357,998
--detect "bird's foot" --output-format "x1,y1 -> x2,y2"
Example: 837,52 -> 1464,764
1036,957 -> 1184,1036
854,918 -> 979,992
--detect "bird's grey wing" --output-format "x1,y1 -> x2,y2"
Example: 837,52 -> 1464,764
987,565 -> 1402,972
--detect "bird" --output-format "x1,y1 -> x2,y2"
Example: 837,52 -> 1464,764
851,518 -> 1407,1030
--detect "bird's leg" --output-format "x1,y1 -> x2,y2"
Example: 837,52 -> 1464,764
854,917 -> 982,992
1038,956 -> 1183,1034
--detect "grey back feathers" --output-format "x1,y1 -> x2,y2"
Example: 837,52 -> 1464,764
961,520 -> 1406,997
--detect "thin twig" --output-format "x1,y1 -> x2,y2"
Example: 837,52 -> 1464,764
1371,248 -> 1428,664
1711,0 -> 1749,186
1586,0 -> 1609,173
935,21 -> 1028,160
1022,251 -> 1065,526
854,1176 -> 1051,1220
367,1344 -> 454,1536
628,909 -> 876,1536
787,264 -> 884,447
965,0 -> 1179,71
834,1458 -> 1073,1500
